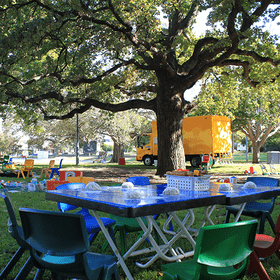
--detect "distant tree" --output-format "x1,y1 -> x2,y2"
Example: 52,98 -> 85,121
25,109 -> 105,154
0,119 -> 22,155
193,68 -> 280,163
98,110 -> 151,162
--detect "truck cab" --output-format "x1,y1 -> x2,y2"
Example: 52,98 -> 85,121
136,132 -> 157,166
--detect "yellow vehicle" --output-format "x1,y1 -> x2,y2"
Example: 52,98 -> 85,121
136,115 -> 232,167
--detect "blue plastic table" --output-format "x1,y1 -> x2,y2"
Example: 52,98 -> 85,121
45,183 -> 280,280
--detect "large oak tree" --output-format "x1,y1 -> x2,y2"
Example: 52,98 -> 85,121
0,0 -> 279,175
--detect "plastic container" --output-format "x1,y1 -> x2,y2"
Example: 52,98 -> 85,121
118,158 -> 125,165
166,175 -> 211,191
28,183 -> 36,192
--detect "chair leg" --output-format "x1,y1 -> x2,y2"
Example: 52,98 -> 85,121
14,256 -> 34,280
119,228 -> 127,255
108,225 -> 117,246
101,226 -> 118,253
258,215 -> 266,234
224,210 -> 231,223
34,268 -> 45,280
249,251 -> 270,280
267,215 -> 276,235
0,247 -> 26,279
50,169 -> 55,179
88,232 -> 99,245
21,169 -> 26,179
275,249 -> 280,259
103,262 -> 120,280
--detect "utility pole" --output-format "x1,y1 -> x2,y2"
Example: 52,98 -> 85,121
246,136 -> 249,162
76,113 -> 79,166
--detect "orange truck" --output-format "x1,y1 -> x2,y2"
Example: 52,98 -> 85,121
136,115 -> 232,167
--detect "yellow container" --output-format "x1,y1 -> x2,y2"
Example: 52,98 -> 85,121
182,115 -> 232,156
67,177 -> 95,184
80,177 -> 95,184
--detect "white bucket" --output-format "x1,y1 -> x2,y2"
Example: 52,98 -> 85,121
154,160 -> 158,167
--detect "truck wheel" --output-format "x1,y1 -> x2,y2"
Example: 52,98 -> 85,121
143,156 -> 153,166
190,156 -> 201,168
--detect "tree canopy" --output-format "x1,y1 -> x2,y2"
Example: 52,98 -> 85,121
192,65 -> 280,163
0,0 -> 279,175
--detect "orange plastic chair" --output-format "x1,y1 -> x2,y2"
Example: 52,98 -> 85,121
247,214 -> 280,280
40,160 -> 55,178
17,159 -> 35,179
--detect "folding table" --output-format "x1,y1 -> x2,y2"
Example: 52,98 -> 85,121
45,183 -> 280,280
46,185 -> 225,279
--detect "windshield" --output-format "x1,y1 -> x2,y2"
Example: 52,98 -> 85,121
138,135 -> 150,147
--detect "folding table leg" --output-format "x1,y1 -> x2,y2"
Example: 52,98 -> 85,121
233,203 -> 247,222
90,210 -> 133,280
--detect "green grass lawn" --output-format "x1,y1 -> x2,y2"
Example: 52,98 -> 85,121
1,153 -> 280,279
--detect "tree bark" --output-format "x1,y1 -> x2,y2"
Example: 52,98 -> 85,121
251,141 -> 261,163
156,69 -> 186,176
111,142 -> 125,163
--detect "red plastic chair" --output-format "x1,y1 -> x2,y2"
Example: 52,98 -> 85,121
200,154 -> 212,171
247,214 -> 280,280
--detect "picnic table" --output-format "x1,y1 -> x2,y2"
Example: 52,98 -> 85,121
45,182 -> 280,280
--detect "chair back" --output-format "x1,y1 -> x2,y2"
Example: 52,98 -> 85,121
126,176 -> 150,186
194,220 -> 258,274
246,177 -> 279,211
23,159 -> 34,171
202,155 -> 210,162
246,176 -> 279,187
48,160 -> 55,168
0,189 -> 27,247
3,155 -> 9,163
19,208 -> 90,275
58,159 -> 63,168
55,183 -> 85,212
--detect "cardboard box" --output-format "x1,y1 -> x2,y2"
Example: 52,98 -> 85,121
59,170 -> 83,181
67,177 -> 95,184
46,180 -> 70,191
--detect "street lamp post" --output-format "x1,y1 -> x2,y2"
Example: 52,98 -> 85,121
76,113 -> 79,166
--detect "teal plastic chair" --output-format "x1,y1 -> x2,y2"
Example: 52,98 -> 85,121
225,177 -> 279,234
19,207 -> 120,280
0,189 -> 41,279
161,220 -> 258,280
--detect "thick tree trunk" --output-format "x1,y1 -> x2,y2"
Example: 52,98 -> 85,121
111,142 -> 125,163
156,70 -> 186,176
251,142 -> 261,163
